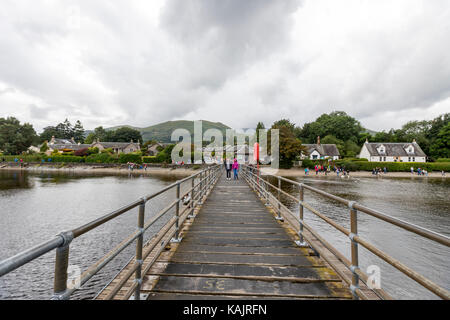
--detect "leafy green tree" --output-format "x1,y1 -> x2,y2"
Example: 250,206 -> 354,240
321,135 -> 344,152
270,120 -> 307,169
109,127 -> 143,144
39,126 -> 59,143
0,117 -> 38,155
299,111 -> 363,143
429,123 -> 450,159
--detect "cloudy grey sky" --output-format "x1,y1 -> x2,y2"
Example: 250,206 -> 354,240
0,0 -> 449,132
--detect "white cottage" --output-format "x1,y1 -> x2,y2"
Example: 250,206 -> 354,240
359,139 -> 427,162
301,137 -> 341,161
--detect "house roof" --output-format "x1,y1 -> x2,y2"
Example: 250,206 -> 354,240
50,138 -> 76,145
92,142 -> 139,149
363,142 -> 426,157
303,144 -> 340,157
49,144 -> 91,151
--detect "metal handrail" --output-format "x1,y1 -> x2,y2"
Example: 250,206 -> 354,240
0,164 -> 222,300
242,165 -> 450,300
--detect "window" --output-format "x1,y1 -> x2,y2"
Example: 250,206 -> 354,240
408,157 -> 411,162
384,157 -> 386,161
379,157 -> 382,161
413,157 -> 415,162
312,155 -> 318,160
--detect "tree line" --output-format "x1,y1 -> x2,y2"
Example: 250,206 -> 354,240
1,112 -> 448,163
257,111 -> 449,168
0,117 -> 144,155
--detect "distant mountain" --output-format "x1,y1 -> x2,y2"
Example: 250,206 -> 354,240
105,120 -> 231,143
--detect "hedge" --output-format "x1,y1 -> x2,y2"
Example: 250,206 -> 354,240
85,153 -> 118,164
47,156 -> 84,163
436,158 -> 450,163
1,155 -> 84,163
333,161 -> 450,172
142,156 -> 162,164
119,153 -> 142,164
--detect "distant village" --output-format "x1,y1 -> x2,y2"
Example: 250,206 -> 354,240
27,134 -> 428,165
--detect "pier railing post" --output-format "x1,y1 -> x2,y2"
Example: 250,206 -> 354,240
199,171 -> 203,205
134,199 -> 146,300
276,177 -> 283,221
349,202 -> 360,299
264,179 -> 270,206
188,176 -> 195,218
296,184 -> 308,247
171,182 -> 182,243
52,231 -> 73,300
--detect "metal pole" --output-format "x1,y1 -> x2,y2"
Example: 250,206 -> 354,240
349,201 -> 360,299
296,184 -> 308,247
276,177 -> 283,221
171,182 -> 182,243
188,176 -> 195,218
199,171 -> 203,205
52,231 -> 73,300
134,200 -> 145,300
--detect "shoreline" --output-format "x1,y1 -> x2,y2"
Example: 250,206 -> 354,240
0,163 -> 198,177
1,164 -> 448,179
263,168 -> 448,179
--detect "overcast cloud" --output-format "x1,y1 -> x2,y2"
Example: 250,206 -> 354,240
0,0 -> 449,132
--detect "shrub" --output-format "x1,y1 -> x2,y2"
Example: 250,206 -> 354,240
101,148 -> 114,154
85,153 -> 116,164
436,158 -> 450,163
119,153 -> 142,164
88,147 -> 100,155
48,156 -> 84,163
142,156 -> 161,164
74,148 -> 89,157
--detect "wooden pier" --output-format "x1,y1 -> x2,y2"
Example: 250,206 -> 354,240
97,172 -> 353,300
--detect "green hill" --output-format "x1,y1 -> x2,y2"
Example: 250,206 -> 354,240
107,120 -> 231,143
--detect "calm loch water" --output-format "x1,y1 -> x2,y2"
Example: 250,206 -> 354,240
0,169 -> 449,300
0,170 -> 184,300
270,174 -> 450,300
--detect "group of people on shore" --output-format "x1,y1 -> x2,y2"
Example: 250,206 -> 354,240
127,162 -> 147,171
304,165 -> 351,177
412,167 -> 429,176
372,167 -> 388,175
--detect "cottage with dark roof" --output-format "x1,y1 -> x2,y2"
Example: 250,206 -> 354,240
301,137 -> 341,160
91,139 -> 140,154
359,139 -> 427,162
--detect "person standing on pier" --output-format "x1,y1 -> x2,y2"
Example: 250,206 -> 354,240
232,158 -> 239,180
224,158 -> 232,180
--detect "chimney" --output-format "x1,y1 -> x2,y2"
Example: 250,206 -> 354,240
365,138 -> 369,143
317,136 -> 321,145
413,139 -> 416,143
